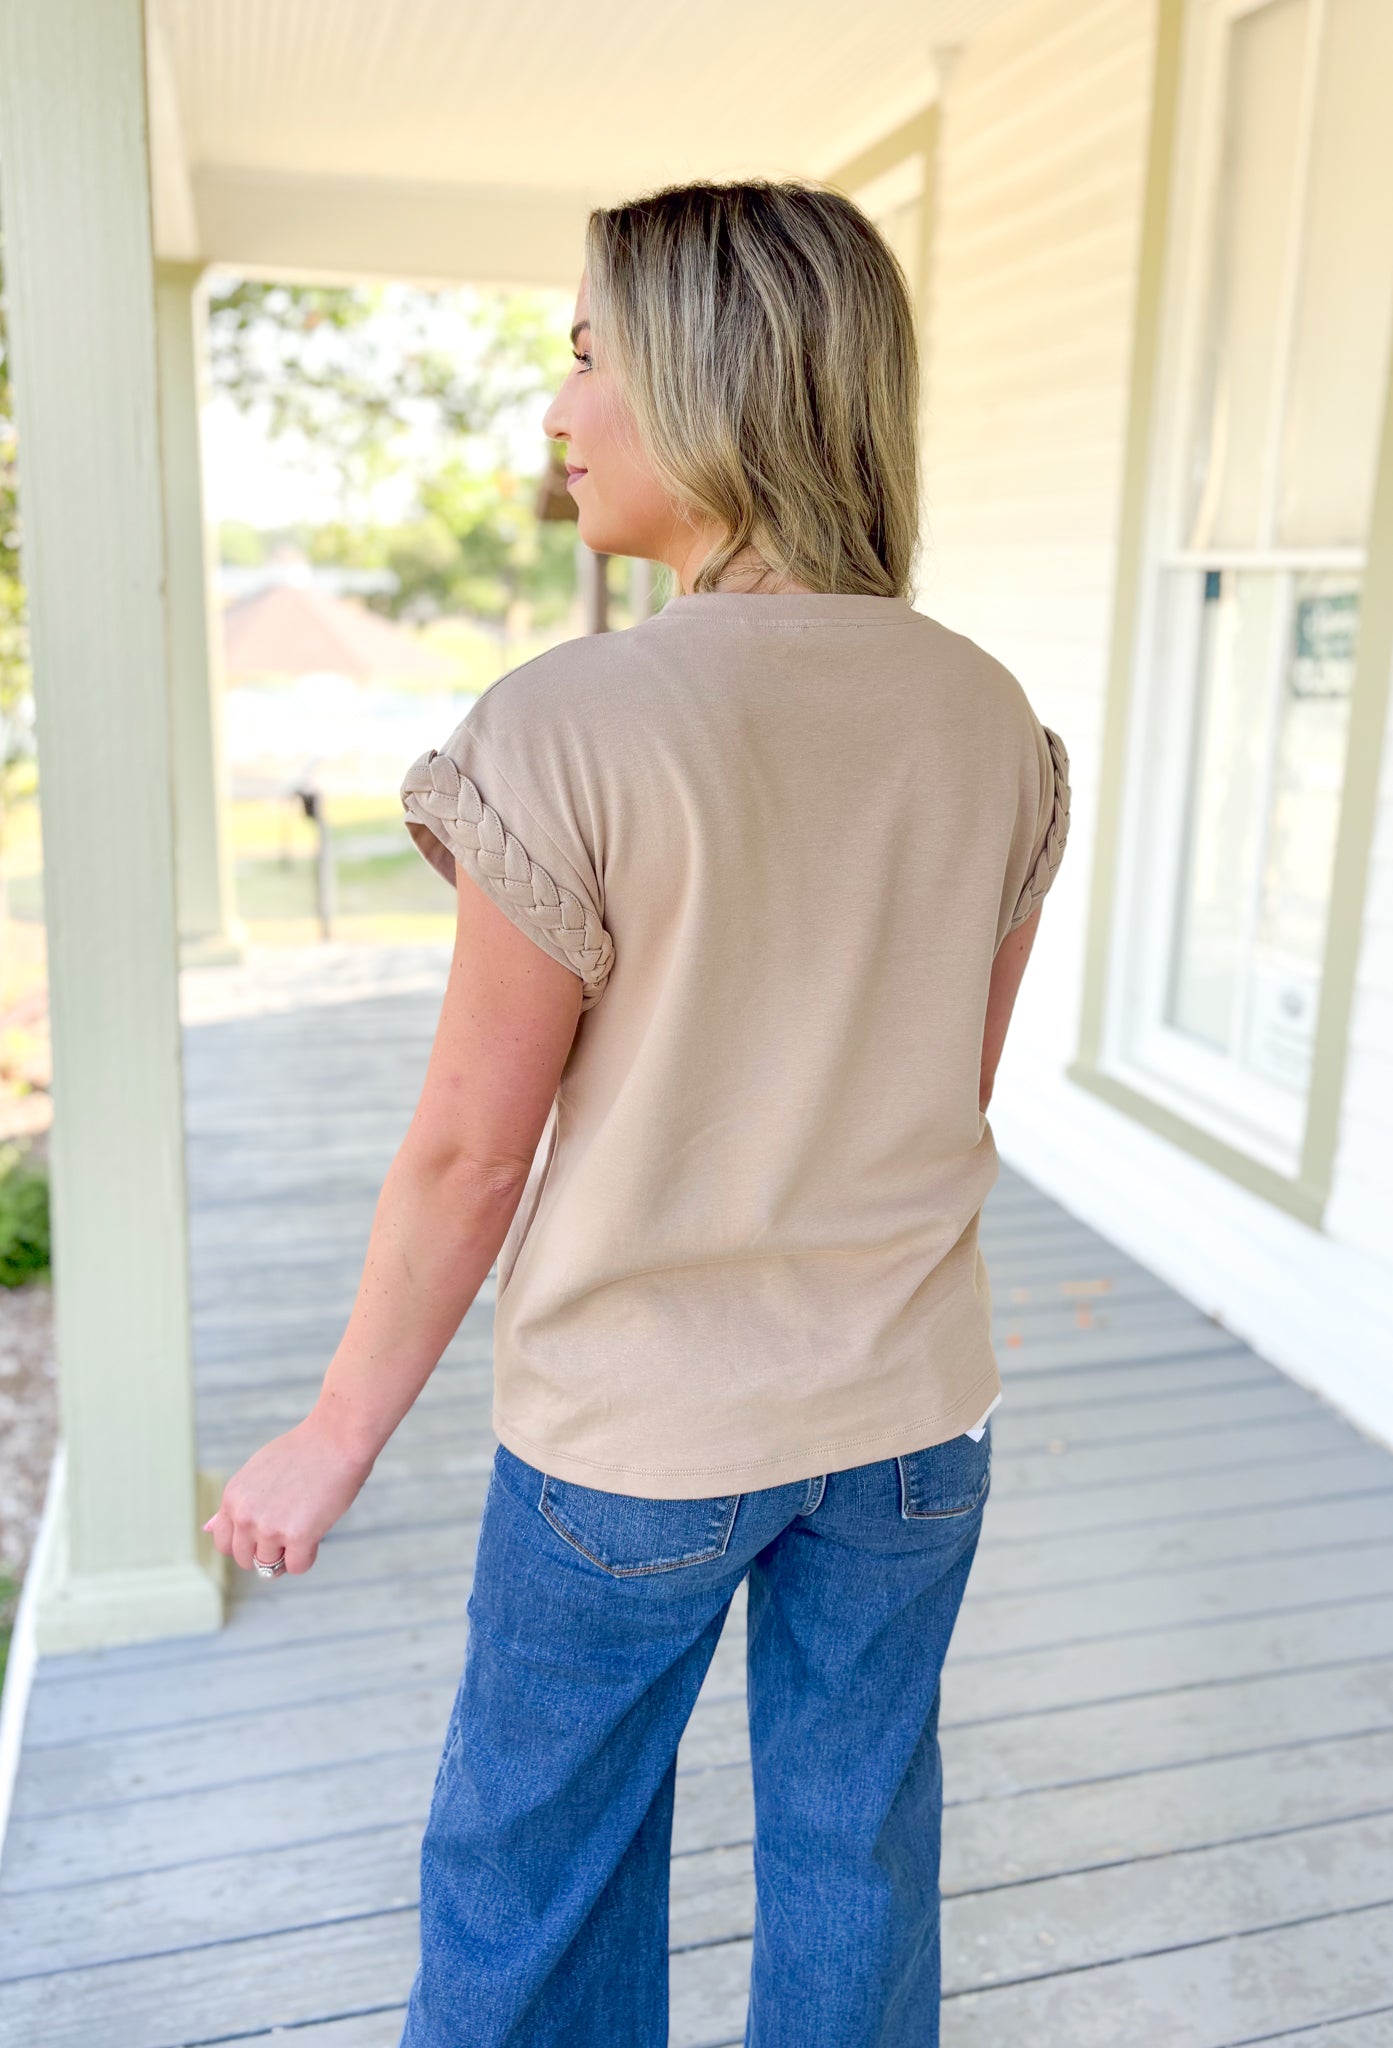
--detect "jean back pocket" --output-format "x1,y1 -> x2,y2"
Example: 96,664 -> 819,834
539,1474 -> 742,1577
897,1424 -> 992,1520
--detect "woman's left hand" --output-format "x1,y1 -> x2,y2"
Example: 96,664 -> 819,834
203,1411 -> 376,1576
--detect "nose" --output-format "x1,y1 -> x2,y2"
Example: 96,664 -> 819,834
542,388 -> 567,440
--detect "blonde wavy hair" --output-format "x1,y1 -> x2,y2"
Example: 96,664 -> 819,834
583,178 -> 922,599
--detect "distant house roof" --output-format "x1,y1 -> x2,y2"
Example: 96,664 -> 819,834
223,582 -> 458,683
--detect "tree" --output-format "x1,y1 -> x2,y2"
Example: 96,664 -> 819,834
296,463 -> 577,628
205,279 -> 579,623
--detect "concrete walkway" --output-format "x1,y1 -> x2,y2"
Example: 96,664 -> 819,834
2,942 -> 1391,2046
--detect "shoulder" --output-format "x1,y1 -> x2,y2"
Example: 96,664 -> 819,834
462,624 -> 657,753
914,614 -> 1062,782
914,612 -> 1033,713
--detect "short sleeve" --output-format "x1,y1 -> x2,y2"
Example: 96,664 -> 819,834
1005,721 -> 1071,935
400,709 -> 615,1010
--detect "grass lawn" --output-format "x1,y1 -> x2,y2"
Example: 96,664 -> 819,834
229,793 -> 456,945
1,790 -> 457,981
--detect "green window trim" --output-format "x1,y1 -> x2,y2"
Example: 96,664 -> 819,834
1072,0 -> 1393,1232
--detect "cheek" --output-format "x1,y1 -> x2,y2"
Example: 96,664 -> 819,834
576,389 -> 620,475
587,395 -> 659,503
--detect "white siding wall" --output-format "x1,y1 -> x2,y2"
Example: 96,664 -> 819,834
923,0 -> 1393,1442
920,0 -> 1157,1082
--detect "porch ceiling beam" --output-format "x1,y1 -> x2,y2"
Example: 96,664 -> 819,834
189,168 -> 614,289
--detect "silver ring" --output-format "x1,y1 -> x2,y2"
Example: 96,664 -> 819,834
254,1551 -> 287,1578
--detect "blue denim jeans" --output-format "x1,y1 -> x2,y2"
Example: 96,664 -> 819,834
399,1421 -> 991,2048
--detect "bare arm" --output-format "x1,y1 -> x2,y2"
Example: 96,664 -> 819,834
204,855 -> 585,1576
980,901 -> 1041,1114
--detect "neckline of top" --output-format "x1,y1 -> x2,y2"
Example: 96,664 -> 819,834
653,591 -> 921,625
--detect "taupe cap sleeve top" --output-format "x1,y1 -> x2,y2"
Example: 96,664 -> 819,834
402,590 -> 1070,1498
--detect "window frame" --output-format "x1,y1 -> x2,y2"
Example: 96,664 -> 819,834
1070,0 -> 1393,1226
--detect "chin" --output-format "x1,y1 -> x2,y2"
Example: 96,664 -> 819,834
577,508 -> 642,560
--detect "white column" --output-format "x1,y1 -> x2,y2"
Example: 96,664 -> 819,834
577,534 -> 610,634
0,0 -> 226,1649
155,262 -> 245,966
628,556 -> 655,621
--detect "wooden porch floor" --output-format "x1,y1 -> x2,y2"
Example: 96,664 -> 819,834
3,942 -> 1392,2047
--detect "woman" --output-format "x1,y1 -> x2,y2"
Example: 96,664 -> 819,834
204,178 -> 1070,2047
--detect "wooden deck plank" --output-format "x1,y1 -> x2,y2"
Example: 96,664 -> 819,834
1258,2017 -> 1393,2046
22,1522 -> 1393,1748
943,1648 -> 1393,1799
35,1494 -> 1381,1733
0,1829 -> 748,1993
940,1901 -> 1393,2047
0,1824 -> 423,1982
989,1410 -> 1371,1491
940,1594 -> 1393,1723
673,1766 -> 755,1857
11,1718 -> 1392,1998
0,1913 -> 423,2047
950,1539 -> 1393,1659
968,1489 -> 1393,1590
980,1446 -> 1392,1538
944,1730 -> 1393,1889
1,1746 -> 442,1893
24,1483 -> 1392,1697
190,1423 -> 1393,1536
986,1318 -> 1285,1371
192,1368 -> 1320,1467
10,1635 -> 750,1823
10,1672 -> 1389,1909
669,1938 -> 752,2048
7,1681 -> 459,1819
194,2015 -> 407,2048
190,1346 -> 1282,1424
13,1490 -> 1393,1712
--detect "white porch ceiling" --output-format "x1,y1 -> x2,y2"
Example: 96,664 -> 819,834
146,0 -> 1022,285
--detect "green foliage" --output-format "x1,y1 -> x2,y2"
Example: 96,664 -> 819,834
0,1139 -> 50,1287
205,278 -> 571,496
218,520 -> 269,567
206,277 -> 580,622
0,1572 -> 18,1697
246,497 -> 576,629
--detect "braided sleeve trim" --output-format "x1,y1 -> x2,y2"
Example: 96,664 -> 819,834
401,746 -> 614,1009
1008,723 -> 1070,932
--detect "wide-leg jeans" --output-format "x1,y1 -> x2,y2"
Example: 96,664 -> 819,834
399,1417 -> 992,2048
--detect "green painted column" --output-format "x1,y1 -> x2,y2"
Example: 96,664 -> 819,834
155,262 -> 245,966
0,0 -> 226,1648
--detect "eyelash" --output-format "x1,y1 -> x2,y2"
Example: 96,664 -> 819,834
572,348 -> 593,372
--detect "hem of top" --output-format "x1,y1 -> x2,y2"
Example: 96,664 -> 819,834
492,1359 -> 1002,1497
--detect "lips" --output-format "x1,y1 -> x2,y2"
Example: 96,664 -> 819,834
565,465 -> 587,486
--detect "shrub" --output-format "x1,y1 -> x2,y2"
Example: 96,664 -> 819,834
0,1574 -> 17,1696
0,1139 -> 49,1286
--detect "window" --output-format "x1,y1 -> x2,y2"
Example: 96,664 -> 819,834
1108,0 -> 1393,1174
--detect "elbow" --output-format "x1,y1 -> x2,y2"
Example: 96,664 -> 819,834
402,1139 -> 534,1212
446,1153 -> 534,1210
